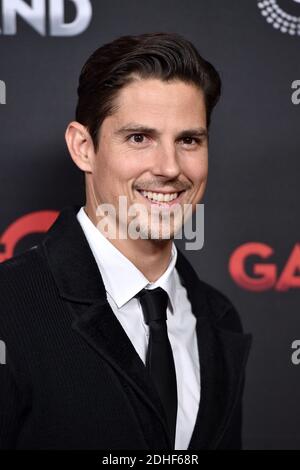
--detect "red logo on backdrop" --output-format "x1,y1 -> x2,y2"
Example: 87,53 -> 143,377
0,211 -> 59,263
229,242 -> 300,292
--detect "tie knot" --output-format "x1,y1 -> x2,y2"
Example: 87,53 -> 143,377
135,287 -> 169,325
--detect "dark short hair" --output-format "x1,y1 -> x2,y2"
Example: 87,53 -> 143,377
75,32 -> 221,152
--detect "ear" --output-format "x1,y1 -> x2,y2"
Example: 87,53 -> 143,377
65,121 -> 95,173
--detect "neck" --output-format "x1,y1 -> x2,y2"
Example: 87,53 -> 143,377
84,204 -> 173,283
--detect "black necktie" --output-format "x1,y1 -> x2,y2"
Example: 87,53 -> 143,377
135,287 -> 178,448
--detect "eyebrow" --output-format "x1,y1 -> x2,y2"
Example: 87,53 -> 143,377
114,123 -> 208,140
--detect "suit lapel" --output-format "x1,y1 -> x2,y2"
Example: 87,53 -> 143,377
43,206 -> 252,450
71,299 -> 173,447
43,205 -> 172,447
187,317 -> 252,449
176,249 -> 252,449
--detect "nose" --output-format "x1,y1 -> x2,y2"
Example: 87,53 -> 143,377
151,142 -> 181,179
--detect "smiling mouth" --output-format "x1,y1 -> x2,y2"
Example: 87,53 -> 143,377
135,189 -> 185,207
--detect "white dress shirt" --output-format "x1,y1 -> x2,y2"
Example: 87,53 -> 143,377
76,206 -> 201,450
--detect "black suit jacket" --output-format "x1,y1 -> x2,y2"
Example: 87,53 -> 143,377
0,205 -> 252,450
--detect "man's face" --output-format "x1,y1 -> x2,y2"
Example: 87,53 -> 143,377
89,78 -> 208,240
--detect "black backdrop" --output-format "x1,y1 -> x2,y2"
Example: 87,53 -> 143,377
1,0 -> 300,449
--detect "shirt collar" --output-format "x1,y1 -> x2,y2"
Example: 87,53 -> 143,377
76,206 -> 177,312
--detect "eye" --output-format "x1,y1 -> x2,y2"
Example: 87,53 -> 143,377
181,136 -> 200,146
128,133 -> 148,144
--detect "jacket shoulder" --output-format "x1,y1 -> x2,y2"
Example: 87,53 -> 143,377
0,245 -> 46,284
176,248 -> 243,334
199,278 -> 244,333
0,245 -> 53,317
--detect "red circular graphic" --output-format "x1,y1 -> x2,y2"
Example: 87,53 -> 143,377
0,210 -> 58,263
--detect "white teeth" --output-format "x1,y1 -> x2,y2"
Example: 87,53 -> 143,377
140,190 -> 179,202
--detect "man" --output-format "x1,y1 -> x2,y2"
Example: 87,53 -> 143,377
0,32 -> 252,450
